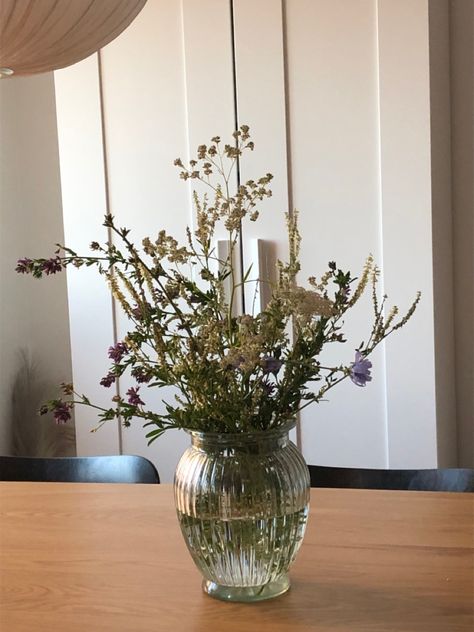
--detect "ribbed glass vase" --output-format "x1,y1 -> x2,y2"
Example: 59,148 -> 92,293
174,422 -> 310,602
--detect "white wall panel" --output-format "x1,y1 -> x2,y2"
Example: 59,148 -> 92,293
88,0 -> 236,481
232,0 -> 295,442
182,0 -> 236,167
54,56 -> 120,456
284,0 -> 388,467
377,0 -> 440,467
0,73 -> 73,455
233,0 -> 290,307
98,0 -> 192,481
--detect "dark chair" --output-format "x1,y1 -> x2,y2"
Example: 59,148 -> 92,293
0,455 -> 160,484
308,465 -> 473,492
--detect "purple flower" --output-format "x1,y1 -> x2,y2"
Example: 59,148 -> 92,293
126,387 -> 144,406
131,367 -> 152,383
42,257 -> 62,275
131,303 -> 152,321
52,401 -> 72,424
16,258 -> 33,274
100,373 -> 116,388
262,381 -> 276,397
131,306 -> 143,320
350,351 -> 372,387
108,342 -> 128,363
261,356 -> 283,375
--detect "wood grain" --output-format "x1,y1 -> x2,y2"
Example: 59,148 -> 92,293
0,483 -> 472,631
0,0 -> 146,76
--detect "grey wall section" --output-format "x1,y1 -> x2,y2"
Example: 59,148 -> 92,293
450,0 -> 474,467
429,0 -> 458,466
0,73 -> 74,455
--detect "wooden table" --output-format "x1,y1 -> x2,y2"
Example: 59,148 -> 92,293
0,483 -> 472,631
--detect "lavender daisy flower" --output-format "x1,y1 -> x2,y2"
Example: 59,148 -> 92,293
108,342 -> 128,362
126,387 -> 144,406
350,351 -> 372,387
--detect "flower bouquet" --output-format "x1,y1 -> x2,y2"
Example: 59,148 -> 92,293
17,127 -> 419,601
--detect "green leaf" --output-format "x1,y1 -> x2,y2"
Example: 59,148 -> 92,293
242,263 -> 254,283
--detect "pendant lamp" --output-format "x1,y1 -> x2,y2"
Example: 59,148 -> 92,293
0,0 -> 147,78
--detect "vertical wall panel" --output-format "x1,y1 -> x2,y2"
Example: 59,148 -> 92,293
54,55 -> 120,455
428,0 -> 457,466
0,73 -> 74,455
181,0 -> 236,157
284,0 -> 388,467
99,0 -> 192,481
450,0 -> 474,467
232,0 -> 295,442
233,0 -> 290,308
96,0 -> 236,481
181,0 -> 238,246
377,0 -> 439,467
181,0 -> 240,312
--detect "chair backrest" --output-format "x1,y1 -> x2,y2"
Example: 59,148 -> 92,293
308,465 -> 473,492
0,455 -> 160,484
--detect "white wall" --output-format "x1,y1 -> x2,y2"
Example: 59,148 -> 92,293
5,0 -> 463,474
52,0 -> 468,479
234,0 -> 458,468
0,73 -> 74,454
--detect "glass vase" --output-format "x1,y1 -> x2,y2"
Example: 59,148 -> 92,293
174,422 -> 310,602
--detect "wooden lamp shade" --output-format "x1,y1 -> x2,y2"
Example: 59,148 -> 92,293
0,0 -> 147,77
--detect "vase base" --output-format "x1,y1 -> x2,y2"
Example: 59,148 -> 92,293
202,574 -> 290,602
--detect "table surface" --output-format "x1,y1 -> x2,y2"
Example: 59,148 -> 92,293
0,483 -> 472,632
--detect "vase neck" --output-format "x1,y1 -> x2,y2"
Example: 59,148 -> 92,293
188,425 -> 294,455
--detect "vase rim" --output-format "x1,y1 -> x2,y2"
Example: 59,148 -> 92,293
184,419 -> 297,441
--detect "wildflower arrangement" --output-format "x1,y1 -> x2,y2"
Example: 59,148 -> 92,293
17,127 -> 420,443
